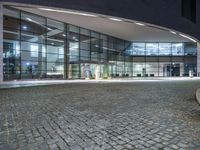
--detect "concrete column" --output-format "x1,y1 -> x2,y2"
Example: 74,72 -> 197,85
0,3 -> 3,82
180,63 -> 184,77
197,42 -> 200,77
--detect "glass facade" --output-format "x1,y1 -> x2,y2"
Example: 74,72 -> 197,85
125,42 -> 197,77
2,7 -> 198,80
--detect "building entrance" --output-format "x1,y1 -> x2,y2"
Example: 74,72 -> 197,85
81,64 -> 108,79
171,64 -> 180,76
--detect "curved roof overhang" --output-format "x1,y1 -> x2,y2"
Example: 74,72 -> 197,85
2,2 -> 199,43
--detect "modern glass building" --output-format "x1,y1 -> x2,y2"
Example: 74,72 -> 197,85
0,2 -> 199,81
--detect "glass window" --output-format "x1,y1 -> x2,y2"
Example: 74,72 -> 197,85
146,43 -> 158,56
67,32 -> 79,42
146,63 -> 159,77
3,7 -> 20,41
184,63 -> 197,76
46,19 -> 65,78
21,12 -> 46,43
100,34 -> 108,41
131,43 -> 145,55
80,35 -> 90,43
80,42 -> 90,50
184,43 -> 197,56
69,40 -> 79,62
80,50 -> 90,61
3,40 -> 21,80
133,63 -> 146,77
68,64 -> 80,79
80,28 -> 90,36
159,62 -> 171,77
108,37 -> 114,49
159,43 -> 171,55
47,19 -> 64,31
68,25 -> 79,33
91,31 -> 99,38
172,43 -> 184,56
3,7 -> 20,31
30,44 -> 39,57
116,39 -> 125,51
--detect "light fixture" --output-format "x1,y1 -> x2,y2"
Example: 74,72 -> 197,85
26,17 -> 32,22
135,22 -> 145,26
170,31 -> 176,34
62,34 -> 66,37
72,36 -> 78,41
38,8 -> 98,17
179,34 -> 197,43
109,18 -> 122,22
22,25 -> 27,30
47,27 -> 52,30
51,42 -> 54,45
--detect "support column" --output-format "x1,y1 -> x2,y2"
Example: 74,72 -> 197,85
0,3 -> 3,82
197,42 -> 200,76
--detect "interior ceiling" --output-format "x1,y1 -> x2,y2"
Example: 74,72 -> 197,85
12,5 -> 190,42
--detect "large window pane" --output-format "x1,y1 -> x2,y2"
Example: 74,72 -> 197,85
3,7 -> 20,30
21,12 -> 46,43
146,63 -> 158,77
133,63 -> 146,77
46,19 -> 65,78
3,8 -> 21,80
146,43 -> 158,56
131,43 -> 145,55
69,41 -> 79,62
159,62 -> 171,77
80,49 -> 90,61
172,43 -> 184,56
184,43 -> 197,56
159,43 -> 171,55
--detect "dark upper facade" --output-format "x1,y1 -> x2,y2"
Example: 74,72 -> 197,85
0,0 -> 200,41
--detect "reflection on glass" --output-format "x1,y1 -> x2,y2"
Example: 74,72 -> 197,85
131,43 -> 145,55
21,12 -> 46,43
172,43 -> 183,56
184,43 -> 197,56
146,43 -> 158,56
159,43 -> 171,55
46,19 -> 65,78
146,63 -> 159,76
2,7 -> 198,80
133,63 -> 146,77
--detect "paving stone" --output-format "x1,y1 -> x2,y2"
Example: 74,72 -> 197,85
0,81 -> 200,149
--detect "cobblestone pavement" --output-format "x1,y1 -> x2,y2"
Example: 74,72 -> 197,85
0,81 -> 200,150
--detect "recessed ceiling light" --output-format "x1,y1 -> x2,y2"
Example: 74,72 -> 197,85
62,34 -> 66,37
38,8 -> 98,17
170,31 -> 176,34
22,25 -> 27,30
109,18 -> 122,21
179,34 -> 197,43
135,22 -> 145,26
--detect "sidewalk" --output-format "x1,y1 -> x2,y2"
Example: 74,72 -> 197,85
0,77 -> 200,89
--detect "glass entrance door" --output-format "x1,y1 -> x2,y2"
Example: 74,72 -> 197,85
171,64 -> 180,76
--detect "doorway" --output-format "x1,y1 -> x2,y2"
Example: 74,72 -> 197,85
171,64 -> 180,76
